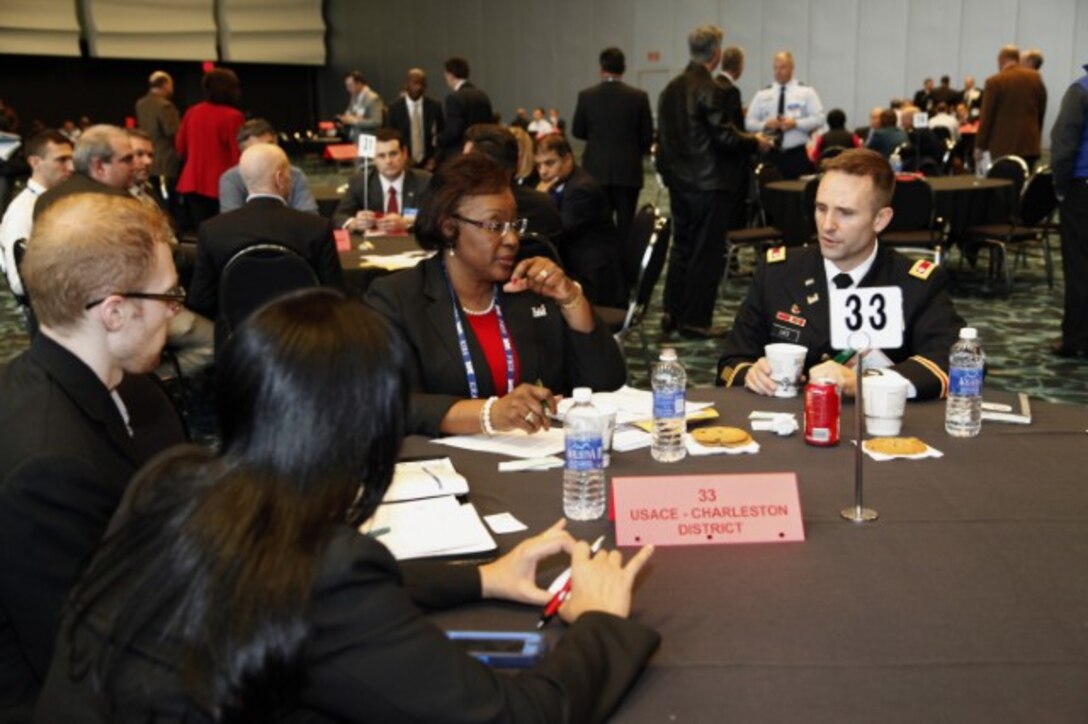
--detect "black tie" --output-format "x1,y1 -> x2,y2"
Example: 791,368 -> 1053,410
777,85 -> 786,117
833,273 -> 853,289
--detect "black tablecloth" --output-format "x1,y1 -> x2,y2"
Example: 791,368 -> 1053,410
338,234 -> 424,298
763,176 -> 1014,248
403,388 -> 1088,722
312,182 -> 343,219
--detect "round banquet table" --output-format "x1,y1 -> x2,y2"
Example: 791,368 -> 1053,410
402,387 -> 1088,723
763,176 -> 1014,248
338,233 -> 426,297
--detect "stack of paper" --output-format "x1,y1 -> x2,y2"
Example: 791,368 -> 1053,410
359,458 -> 496,560
361,496 -> 496,560
383,458 -> 469,501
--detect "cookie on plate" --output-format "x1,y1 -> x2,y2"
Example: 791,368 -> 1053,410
692,426 -> 752,448
864,437 -> 928,456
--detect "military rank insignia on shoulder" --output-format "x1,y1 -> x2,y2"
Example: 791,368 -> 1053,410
767,246 -> 786,263
908,259 -> 936,280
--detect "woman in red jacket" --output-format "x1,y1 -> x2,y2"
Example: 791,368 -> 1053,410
176,68 -> 245,230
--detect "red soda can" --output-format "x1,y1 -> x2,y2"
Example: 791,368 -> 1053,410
804,378 -> 841,446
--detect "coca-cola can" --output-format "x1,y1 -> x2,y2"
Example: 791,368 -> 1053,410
804,378 -> 841,446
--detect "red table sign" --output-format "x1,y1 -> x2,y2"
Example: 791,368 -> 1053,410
333,228 -> 351,252
612,473 -> 805,546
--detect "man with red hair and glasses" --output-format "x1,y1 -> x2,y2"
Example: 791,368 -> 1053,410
0,194 -> 186,717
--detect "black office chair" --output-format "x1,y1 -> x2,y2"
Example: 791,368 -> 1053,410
964,166 -> 1058,295
817,144 -> 847,166
517,232 -> 562,266
986,155 -> 1030,211
218,243 -> 320,341
879,176 -> 945,264
722,162 -> 786,292
593,206 -> 671,372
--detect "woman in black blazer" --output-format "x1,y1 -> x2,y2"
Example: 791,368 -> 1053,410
37,289 -> 658,721
366,154 -> 626,437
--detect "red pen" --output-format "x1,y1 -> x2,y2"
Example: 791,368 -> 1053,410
536,535 -> 605,629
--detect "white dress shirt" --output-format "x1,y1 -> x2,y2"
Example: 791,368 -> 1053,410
0,179 -> 45,296
745,78 -> 826,151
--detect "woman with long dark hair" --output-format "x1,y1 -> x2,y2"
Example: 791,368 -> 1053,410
37,289 -> 657,721
365,154 -> 626,437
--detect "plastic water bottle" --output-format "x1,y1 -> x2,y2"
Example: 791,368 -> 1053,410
890,150 -> 903,174
651,348 -> 687,462
945,327 -> 984,437
563,387 -> 606,520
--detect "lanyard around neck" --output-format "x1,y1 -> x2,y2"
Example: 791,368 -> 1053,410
442,264 -> 515,399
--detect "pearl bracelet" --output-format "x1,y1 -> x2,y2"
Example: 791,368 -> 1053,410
558,281 -> 584,309
480,396 -> 498,436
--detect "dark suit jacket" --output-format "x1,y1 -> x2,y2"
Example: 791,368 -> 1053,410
555,166 -> 627,307
364,256 -> 627,436
976,66 -> 1048,158
386,95 -> 444,168
187,196 -> 344,342
717,245 -> 965,400
437,81 -> 494,161
135,92 -> 180,178
714,74 -> 746,134
37,519 -> 659,722
0,335 -> 184,716
32,173 -> 131,220
572,79 -> 654,188
331,168 -> 432,228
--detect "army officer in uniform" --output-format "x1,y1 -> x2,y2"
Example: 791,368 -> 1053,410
717,149 -> 964,401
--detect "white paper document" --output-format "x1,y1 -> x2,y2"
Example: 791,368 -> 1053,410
384,458 -> 468,501
555,385 -> 713,424
361,495 -> 496,560
483,512 -> 528,534
433,427 -> 566,458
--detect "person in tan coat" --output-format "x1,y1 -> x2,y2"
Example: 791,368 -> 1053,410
976,44 -> 1047,169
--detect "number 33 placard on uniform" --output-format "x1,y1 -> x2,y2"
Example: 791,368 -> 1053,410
829,287 -> 904,350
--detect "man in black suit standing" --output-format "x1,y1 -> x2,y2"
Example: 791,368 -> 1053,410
187,144 -> 343,347
332,128 -> 431,233
572,47 -> 654,262
386,68 -> 444,172
716,46 -> 752,232
436,57 -> 494,163
535,134 -> 626,307
0,194 -> 187,716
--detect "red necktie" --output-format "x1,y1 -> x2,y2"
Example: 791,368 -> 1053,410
387,187 -> 399,215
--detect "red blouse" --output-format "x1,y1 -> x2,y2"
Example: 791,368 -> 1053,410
465,310 -> 521,395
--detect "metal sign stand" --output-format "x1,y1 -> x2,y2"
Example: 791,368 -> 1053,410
841,344 -> 878,523
361,156 -> 370,211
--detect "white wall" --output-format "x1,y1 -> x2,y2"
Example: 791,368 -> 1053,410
326,0 -> 1088,148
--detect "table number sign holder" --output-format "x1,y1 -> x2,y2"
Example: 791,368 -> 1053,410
843,340 -> 877,523
357,133 -> 376,210
829,286 -> 905,524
